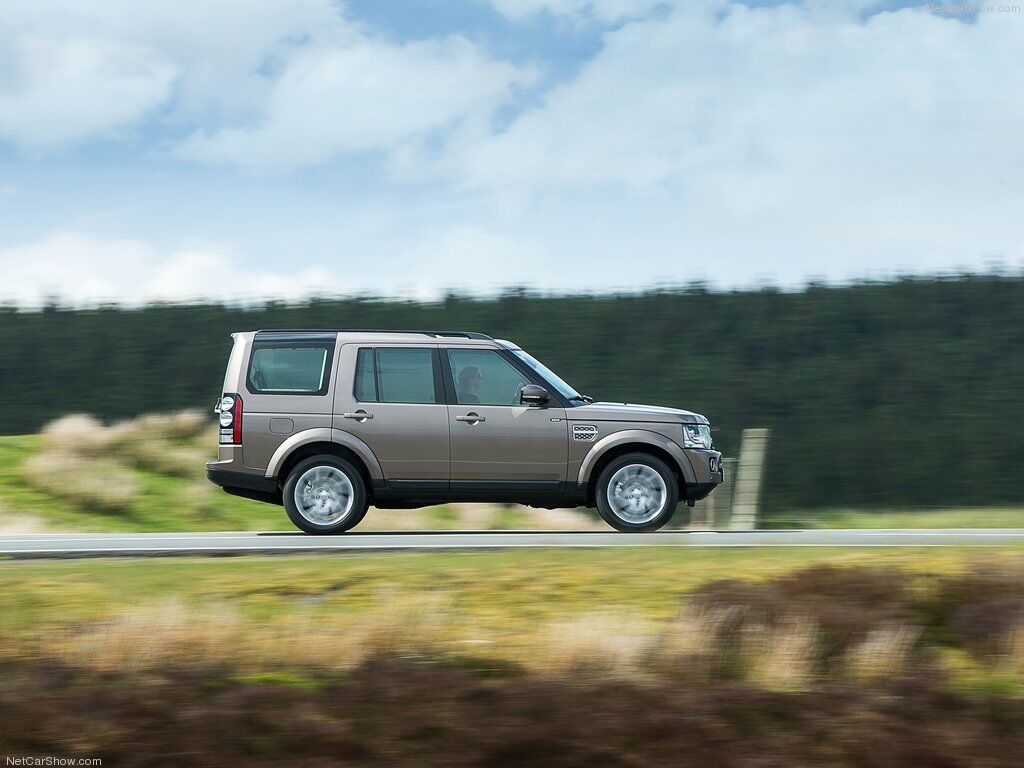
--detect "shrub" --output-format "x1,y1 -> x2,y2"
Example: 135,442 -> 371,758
20,452 -> 141,511
844,622 -> 919,682
40,414 -> 118,454
687,566 -> 923,675
932,563 -> 1024,654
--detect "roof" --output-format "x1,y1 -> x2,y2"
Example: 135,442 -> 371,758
252,329 -> 494,343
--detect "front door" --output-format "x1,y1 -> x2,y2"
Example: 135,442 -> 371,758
443,347 -> 567,498
333,344 -> 449,492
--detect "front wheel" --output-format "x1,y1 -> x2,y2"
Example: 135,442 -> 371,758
595,453 -> 679,532
283,456 -> 369,534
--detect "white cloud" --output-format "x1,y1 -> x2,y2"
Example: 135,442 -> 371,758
487,0 -> 665,22
0,232 -> 343,306
0,0 -> 529,163
0,36 -> 177,150
454,4 -> 1024,191
380,224 -> 547,301
177,36 -> 532,170
3,0 -> 1023,295
434,3 -> 1024,279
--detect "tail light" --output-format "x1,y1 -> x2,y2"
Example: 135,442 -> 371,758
217,393 -> 243,445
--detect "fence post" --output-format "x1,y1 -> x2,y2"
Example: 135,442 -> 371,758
729,428 -> 770,530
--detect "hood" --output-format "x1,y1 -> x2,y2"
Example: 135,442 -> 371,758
566,401 -> 708,424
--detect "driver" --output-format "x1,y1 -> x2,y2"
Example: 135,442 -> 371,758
458,366 -> 483,404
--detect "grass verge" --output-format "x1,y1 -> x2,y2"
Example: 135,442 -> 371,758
3,548 -> 1024,766
2,547 -> 1023,692
767,506 -> 1024,529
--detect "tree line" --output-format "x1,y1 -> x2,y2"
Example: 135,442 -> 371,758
2,275 -> 1021,512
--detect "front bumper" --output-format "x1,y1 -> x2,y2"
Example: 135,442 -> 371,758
682,448 -> 724,502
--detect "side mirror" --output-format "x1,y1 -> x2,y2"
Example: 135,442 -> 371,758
520,384 -> 550,407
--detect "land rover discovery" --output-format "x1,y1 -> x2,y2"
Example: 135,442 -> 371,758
206,330 -> 723,533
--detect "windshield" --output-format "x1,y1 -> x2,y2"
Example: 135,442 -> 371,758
510,348 -> 582,402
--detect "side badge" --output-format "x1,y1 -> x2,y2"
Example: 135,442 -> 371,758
572,424 -> 598,442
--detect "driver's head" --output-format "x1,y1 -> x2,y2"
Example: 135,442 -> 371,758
458,365 -> 483,393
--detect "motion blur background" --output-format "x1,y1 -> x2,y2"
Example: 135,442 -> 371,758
3,280 -> 1023,519
2,2 -> 1024,765
1,0 -> 1023,524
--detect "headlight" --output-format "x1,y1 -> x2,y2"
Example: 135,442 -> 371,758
683,423 -> 712,449
219,411 -> 234,427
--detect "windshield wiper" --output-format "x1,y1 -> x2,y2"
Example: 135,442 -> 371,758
568,394 -> 594,404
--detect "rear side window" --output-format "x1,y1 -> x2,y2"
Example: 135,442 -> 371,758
353,347 -> 439,404
248,345 -> 332,395
354,348 -> 378,401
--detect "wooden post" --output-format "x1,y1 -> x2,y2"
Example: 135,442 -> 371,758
729,428 -> 769,530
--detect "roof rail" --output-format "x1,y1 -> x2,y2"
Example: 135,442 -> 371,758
254,329 -> 493,340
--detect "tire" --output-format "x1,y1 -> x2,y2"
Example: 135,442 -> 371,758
282,455 -> 369,534
595,452 -> 679,532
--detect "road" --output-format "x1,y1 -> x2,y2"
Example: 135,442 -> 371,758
1,529 -> 1023,558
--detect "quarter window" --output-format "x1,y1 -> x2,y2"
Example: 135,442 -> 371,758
354,348 -> 377,402
354,347 -> 439,404
248,345 -> 330,394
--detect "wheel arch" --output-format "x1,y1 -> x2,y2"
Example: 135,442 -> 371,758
578,430 -> 696,505
265,428 -> 383,488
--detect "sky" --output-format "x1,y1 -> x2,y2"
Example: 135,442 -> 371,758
0,0 -> 1022,305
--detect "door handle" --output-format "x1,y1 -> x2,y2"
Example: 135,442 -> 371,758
342,411 -> 373,421
456,413 -> 485,423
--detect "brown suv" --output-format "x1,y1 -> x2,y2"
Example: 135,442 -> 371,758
206,330 -> 723,533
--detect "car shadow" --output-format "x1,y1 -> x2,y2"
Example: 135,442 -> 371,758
256,530 -> 617,536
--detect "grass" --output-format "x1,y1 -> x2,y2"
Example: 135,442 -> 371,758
767,506 -> 1024,529
0,433 -> 284,532
0,422 -> 598,533
3,547 -> 1023,691
4,412 -> 1023,533
0,547 -> 990,628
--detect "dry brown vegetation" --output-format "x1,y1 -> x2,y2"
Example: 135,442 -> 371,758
3,563 -> 1024,766
21,411 -> 214,512
1,659 -> 1023,767
10,563 -> 1022,692
19,413 -> 603,529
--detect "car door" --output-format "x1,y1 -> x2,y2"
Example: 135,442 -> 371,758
443,347 -> 568,497
333,343 -> 449,492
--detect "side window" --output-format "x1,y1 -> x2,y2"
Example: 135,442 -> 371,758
354,348 -> 378,402
354,347 -> 439,404
249,345 -> 331,394
446,349 -> 531,406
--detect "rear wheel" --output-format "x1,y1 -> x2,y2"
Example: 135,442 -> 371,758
283,455 -> 369,534
595,452 -> 679,532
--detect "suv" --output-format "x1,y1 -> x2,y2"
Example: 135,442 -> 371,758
206,330 -> 723,533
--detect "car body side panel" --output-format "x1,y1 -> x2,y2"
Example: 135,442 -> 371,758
448,404 -> 568,482
244,412 -> 333,471
264,427 -> 385,480
221,332 -> 252,394
240,336 -> 342,470
575,428 -> 698,485
332,343 -> 450,481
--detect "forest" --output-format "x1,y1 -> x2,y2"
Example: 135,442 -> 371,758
2,274 -> 1021,512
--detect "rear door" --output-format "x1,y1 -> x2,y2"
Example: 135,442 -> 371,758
442,347 -> 567,496
333,343 -> 449,491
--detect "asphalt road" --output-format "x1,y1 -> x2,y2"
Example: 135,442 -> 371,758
1,529 -> 1023,558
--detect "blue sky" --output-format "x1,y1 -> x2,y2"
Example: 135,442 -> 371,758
1,0 -> 1022,304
